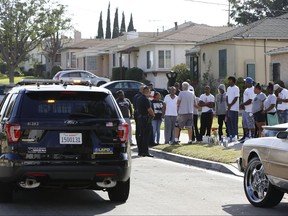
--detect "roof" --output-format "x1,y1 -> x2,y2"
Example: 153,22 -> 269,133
198,13 -> 288,45
266,46 -> 288,55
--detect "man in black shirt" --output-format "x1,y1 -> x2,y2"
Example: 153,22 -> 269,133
116,90 -> 134,146
133,85 -> 145,148
137,86 -> 155,157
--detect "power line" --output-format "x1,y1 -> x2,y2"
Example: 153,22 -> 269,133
184,0 -> 228,7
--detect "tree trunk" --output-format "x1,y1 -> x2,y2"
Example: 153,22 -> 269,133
8,66 -> 15,85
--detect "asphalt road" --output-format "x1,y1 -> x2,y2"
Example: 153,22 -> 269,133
1,153 -> 287,216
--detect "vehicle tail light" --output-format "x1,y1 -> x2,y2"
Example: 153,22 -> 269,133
118,123 -> 129,143
5,123 -> 21,143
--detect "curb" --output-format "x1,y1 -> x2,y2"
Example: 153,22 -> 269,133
131,147 -> 244,177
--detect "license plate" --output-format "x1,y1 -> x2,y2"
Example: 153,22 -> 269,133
60,133 -> 82,144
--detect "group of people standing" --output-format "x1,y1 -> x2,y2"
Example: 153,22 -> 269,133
116,75 -> 288,157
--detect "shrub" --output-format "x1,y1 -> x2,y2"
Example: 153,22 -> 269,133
125,67 -> 143,81
112,67 -> 128,80
51,65 -> 62,78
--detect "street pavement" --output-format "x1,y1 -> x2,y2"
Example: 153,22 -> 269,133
131,123 -> 244,177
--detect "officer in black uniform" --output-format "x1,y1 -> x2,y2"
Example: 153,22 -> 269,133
137,86 -> 155,157
133,85 -> 145,148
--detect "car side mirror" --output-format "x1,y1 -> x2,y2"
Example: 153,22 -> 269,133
276,131 -> 288,139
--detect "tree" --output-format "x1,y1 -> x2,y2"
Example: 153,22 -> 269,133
105,2 -> 111,39
229,0 -> 288,25
96,11 -> 104,39
127,13 -> 135,32
41,5 -> 72,75
0,0 -> 71,84
112,8 -> 119,39
120,12 -> 126,35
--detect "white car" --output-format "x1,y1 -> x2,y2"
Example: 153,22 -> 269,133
53,70 -> 110,86
238,123 -> 288,208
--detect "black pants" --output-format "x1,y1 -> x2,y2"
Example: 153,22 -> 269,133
138,117 -> 152,155
192,114 -> 200,141
200,112 -> 213,138
134,113 -> 141,148
217,114 -> 228,140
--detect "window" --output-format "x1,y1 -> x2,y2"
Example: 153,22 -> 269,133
66,52 -> 70,68
219,49 -> 227,79
185,50 -> 190,68
86,56 -> 97,70
272,63 -> 280,81
114,82 -> 129,89
55,54 -> 61,63
71,52 -> 76,68
247,64 -> 255,80
158,50 -> 171,68
147,51 -> 153,69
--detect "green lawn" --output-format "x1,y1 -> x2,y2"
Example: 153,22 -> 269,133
0,76 -> 34,85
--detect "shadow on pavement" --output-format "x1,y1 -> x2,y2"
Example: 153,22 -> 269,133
222,203 -> 288,216
3,188 -> 124,215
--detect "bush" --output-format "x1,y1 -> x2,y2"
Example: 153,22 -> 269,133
112,67 -> 128,80
125,67 -> 143,81
51,65 -> 62,78
173,63 -> 191,85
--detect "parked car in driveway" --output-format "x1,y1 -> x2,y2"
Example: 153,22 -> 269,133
100,80 -> 169,103
238,123 -> 288,207
53,70 -> 110,86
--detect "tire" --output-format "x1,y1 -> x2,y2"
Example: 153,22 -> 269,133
0,182 -> 13,203
108,178 -> 130,202
244,157 -> 284,207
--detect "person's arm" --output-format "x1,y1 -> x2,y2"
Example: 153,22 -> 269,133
128,99 -> 133,117
263,104 -> 275,113
148,107 -> 155,118
162,102 -> 166,116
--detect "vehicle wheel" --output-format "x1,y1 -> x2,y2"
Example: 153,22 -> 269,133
244,157 -> 284,207
108,178 -> 130,202
0,182 -> 13,203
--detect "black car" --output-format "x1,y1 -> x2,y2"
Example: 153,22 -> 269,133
100,80 -> 169,103
0,80 -> 131,202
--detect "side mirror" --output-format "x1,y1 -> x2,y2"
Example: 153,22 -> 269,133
276,131 -> 288,139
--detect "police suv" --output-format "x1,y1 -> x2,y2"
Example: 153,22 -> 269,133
0,80 -> 131,202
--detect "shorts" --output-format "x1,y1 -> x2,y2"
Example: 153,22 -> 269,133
253,110 -> 266,123
175,114 -> 193,129
242,111 -> 255,129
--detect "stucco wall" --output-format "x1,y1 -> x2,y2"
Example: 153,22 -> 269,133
271,53 -> 288,86
200,39 -> 288,85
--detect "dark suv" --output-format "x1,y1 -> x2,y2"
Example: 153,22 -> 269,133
0,80 -> 131,202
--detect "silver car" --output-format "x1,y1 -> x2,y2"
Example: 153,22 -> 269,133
238,123 -> 288,208
53,70 -> 110,86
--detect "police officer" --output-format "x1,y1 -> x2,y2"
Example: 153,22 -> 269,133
137,86 -> 155,157
133,85 -> 145,148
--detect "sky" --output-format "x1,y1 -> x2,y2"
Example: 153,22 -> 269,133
57,0 -> 231,38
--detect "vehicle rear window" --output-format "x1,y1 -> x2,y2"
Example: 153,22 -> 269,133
20,91 -> 119,119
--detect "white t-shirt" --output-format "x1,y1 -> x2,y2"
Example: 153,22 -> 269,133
164,95 -> 178,116
188,85 -> 194,92
193,97 -> 200,115
226,85 -> 240,112
243,86 -> 255,113
199,93 -> 215,113
277,88 -> 288,111
264,94 -> 277,113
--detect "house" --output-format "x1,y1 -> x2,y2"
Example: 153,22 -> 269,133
266,46 -> 288,84
73,22 -> 233,88
190,13 -> 288,86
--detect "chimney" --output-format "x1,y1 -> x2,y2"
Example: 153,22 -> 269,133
74,30 -> 81,42
174,22 -> 178,30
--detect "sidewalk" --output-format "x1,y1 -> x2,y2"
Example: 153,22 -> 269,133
131,122 -> 243,177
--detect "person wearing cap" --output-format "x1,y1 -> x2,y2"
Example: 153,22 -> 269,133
215,84 -> 228,141
274,84 -> 288,124
226,76 -> 240,142
116,90 -> 134,146
239,77 -> 256,142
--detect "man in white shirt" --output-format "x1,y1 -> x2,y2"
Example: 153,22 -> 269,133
274,84 -> 288,123
199,85 -> 215,141
162,87 -> 178,144
226,76 -> 240,142
239,77 -> 256,142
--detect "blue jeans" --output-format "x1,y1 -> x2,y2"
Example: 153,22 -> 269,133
277,110 -> 288,124
227,110 -> 238,138
152,119 -> 162,144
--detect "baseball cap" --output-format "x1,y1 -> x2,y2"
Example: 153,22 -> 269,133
244,77 -> 254,84
274,84 -> 280,91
